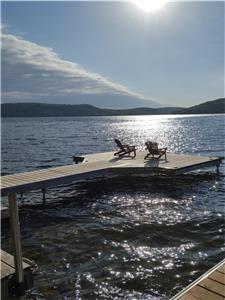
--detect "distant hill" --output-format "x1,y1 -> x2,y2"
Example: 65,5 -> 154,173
176,98 -> 225,114
1,98 -> 224,117
1,103 -> 181,117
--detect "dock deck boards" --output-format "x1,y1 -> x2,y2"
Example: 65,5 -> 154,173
1,250 -> 33,299
1,250 -> 30,278
172,259 -> 225,300
1,151 -> 222,196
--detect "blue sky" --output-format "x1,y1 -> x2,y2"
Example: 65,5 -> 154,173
1,1 -> 224,108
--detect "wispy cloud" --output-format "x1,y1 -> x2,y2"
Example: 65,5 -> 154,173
1,32 -> 159,107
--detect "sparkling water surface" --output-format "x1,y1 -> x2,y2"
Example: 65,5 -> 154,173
1,115 -> 225,299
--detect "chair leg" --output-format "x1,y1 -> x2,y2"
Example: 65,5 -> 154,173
144,153 -> 150,160
157,152 -> 165,160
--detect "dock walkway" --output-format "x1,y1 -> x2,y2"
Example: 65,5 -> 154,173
171,259 -> 225,300
1,151 -> 223,196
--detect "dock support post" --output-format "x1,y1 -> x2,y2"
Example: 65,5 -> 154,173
216,163 -> 220,175
42,188 -> 46,205
8,192 -> 25,299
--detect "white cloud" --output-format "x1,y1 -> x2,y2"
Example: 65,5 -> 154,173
1,33 -> 160,108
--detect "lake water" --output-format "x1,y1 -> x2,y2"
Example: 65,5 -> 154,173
1,114 -> 225,299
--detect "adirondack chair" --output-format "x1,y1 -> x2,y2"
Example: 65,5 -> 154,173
114,139 -> 136,158
144,141 -> 167,160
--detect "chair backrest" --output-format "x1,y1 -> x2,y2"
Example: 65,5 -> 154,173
151,142 -> 159,150
115,139 -> 125,150
145,141 -> 159,153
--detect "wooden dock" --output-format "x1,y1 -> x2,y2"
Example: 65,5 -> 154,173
171,259 -> 225,300
1,250 -> 33,299
1,151 -> 223,196
0,151 -> 223,297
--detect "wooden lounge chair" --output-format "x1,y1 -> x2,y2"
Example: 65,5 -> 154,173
114,139 -> 136,158
144,141 -> 167,160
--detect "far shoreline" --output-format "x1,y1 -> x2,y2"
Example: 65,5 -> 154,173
1,98 -> 224,117
1,113 -> 225,119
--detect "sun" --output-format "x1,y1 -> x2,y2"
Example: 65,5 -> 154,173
133,0 -> 167,13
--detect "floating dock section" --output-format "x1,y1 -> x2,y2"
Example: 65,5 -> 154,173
0,151 -> 223,297
1,250 -> 33,300
171,259 -> 225,300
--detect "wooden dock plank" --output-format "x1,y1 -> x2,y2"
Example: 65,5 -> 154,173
1,260 -> 15,278
209,271 -> 225,285
217,265 -> 225,274
198,277 -> 225,297
175,294 -> 199,300
1,250 -> 30,270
